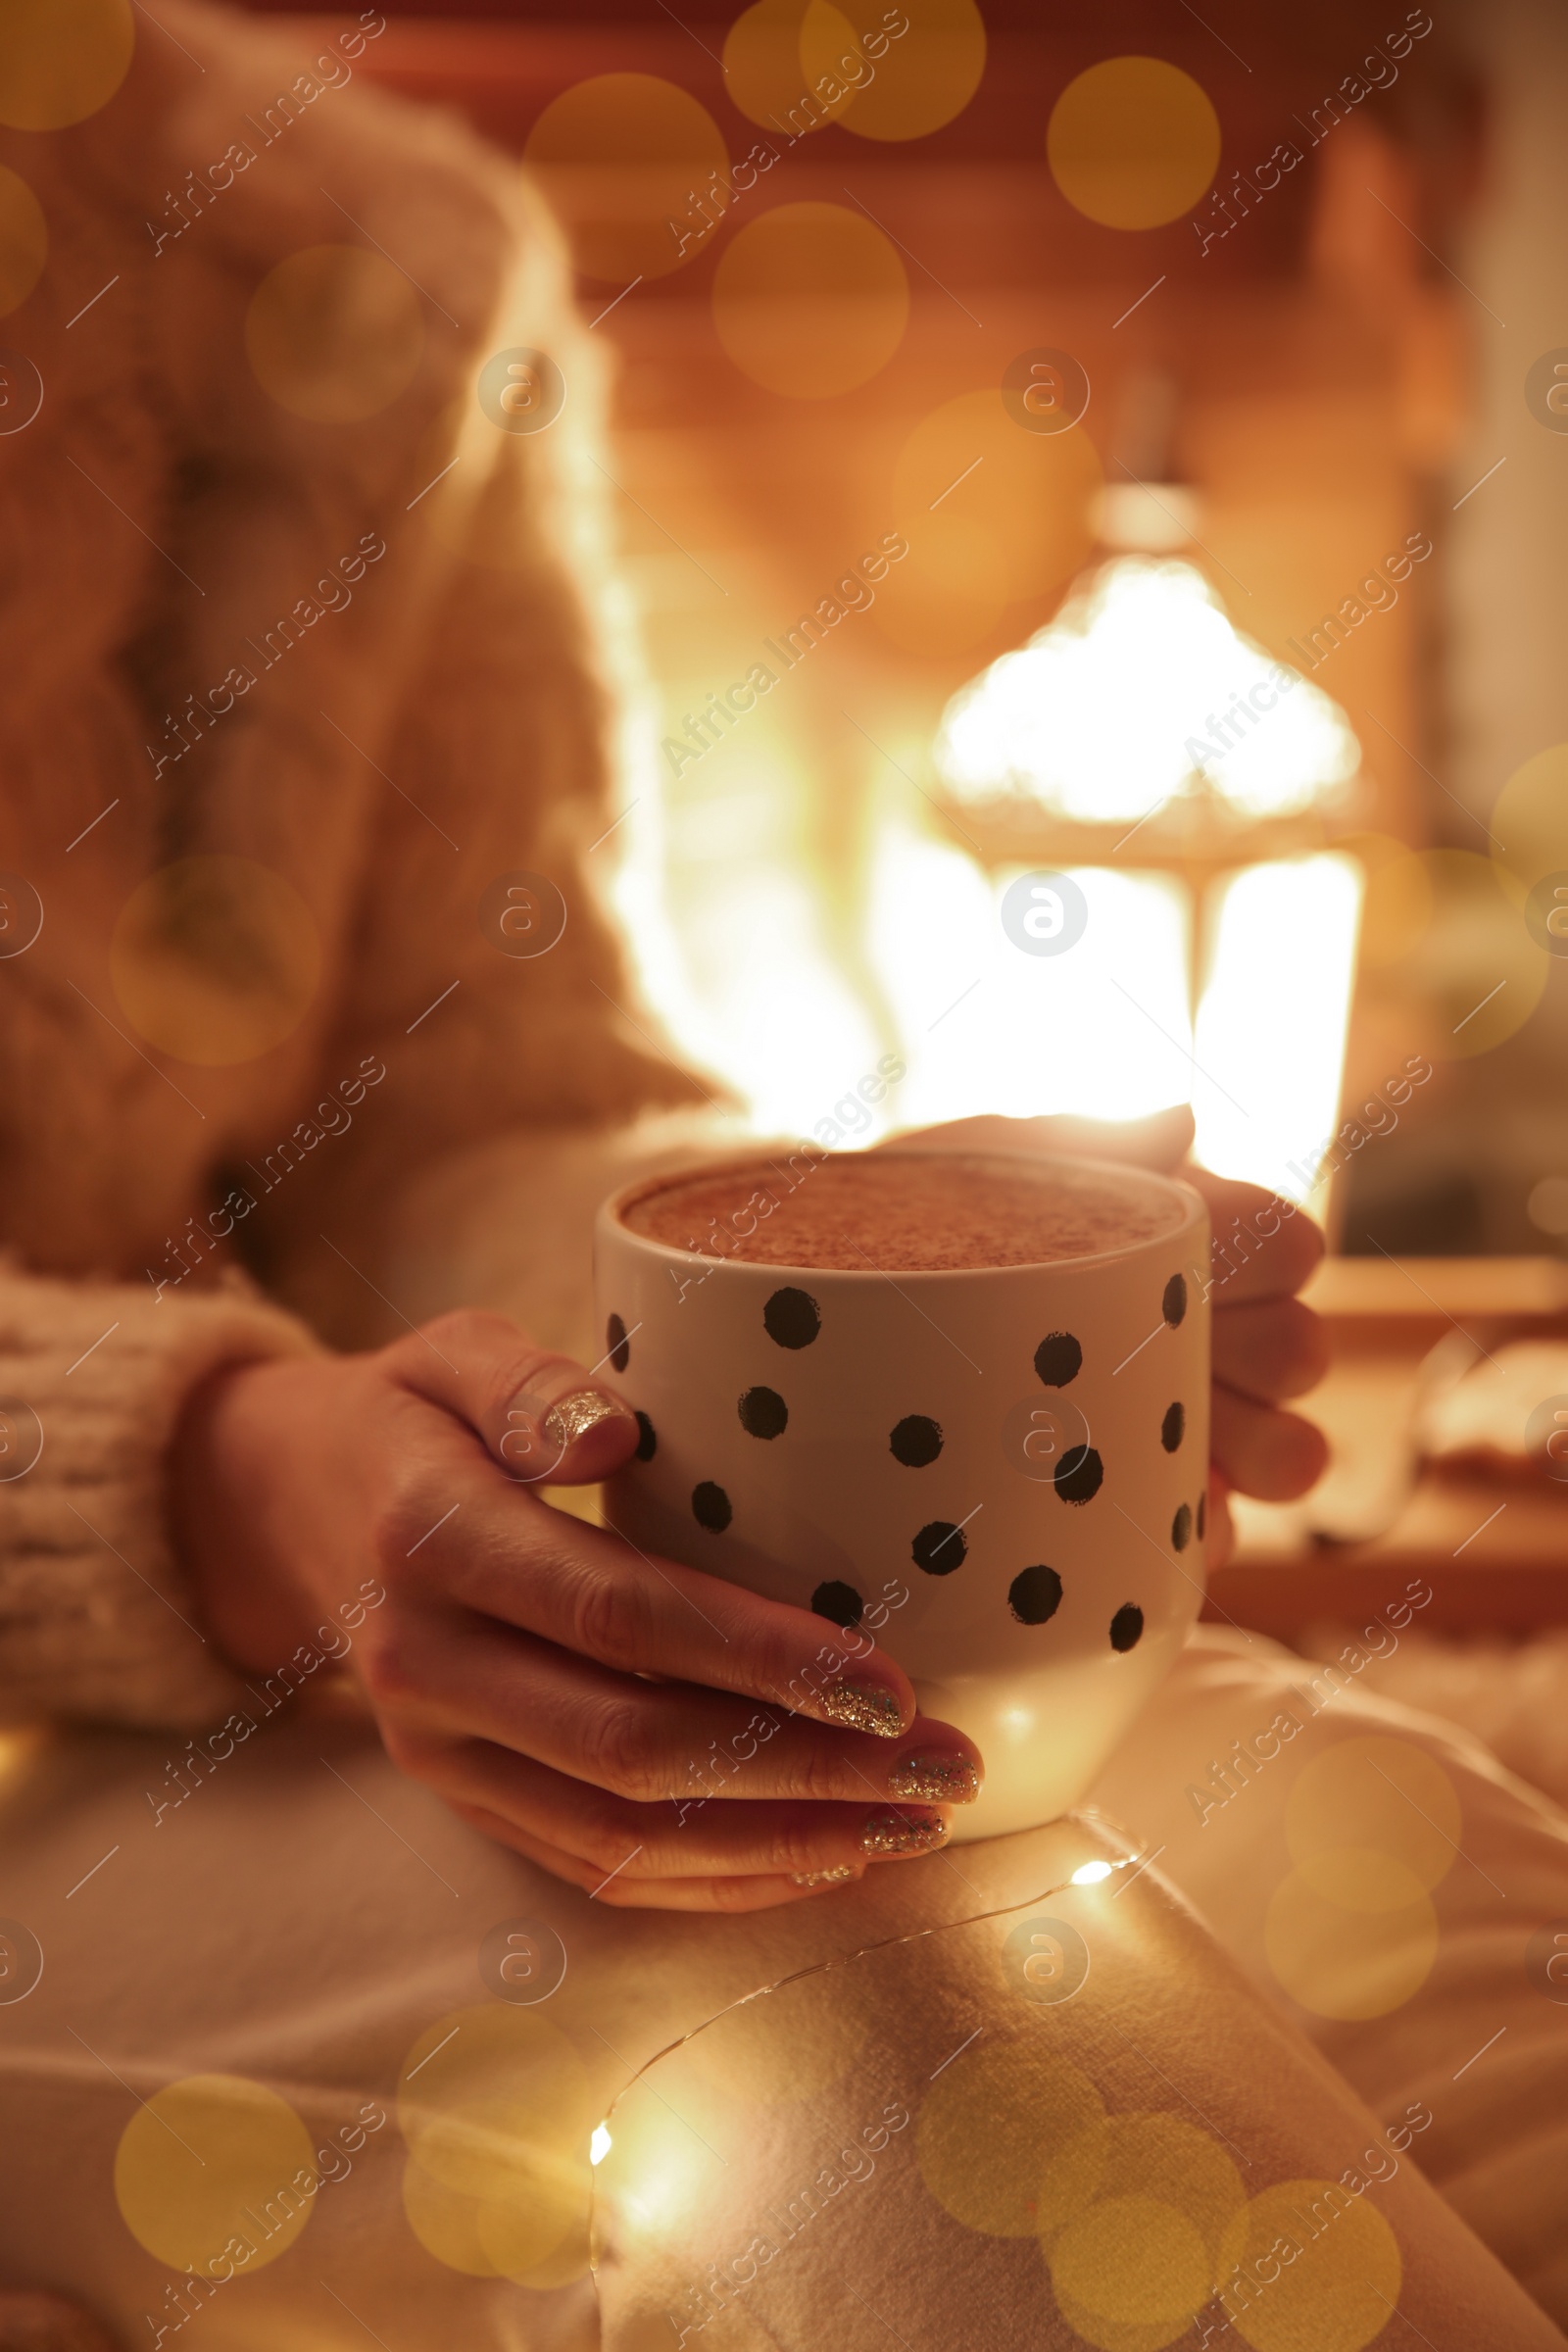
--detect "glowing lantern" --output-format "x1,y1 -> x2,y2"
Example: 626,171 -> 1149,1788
903,550 -> 1366,1206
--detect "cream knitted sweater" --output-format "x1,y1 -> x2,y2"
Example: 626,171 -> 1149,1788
0,1 -> 721,1731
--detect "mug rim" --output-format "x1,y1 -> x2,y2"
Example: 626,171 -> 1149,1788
599,1146 -> 1208,1284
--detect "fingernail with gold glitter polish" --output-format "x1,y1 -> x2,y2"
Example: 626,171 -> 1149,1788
814,1682 -> 907,1740
860,1807 -> 949,1856
791,1864 -> 860,1887
543,1389 -> 630,1450
888,1752 -> 980,1804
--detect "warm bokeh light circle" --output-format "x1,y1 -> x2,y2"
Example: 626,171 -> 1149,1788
836,0 -> 986,142
523,74 -> 727,283
1493,742 -> 1568,889
1048,57 -> 1221,229
245,246 -> 424,423
0,0 -> 133,129
723,0 -> 860,135
1350,832 -> 1435,968
712,201 -> 908,396
1218,2180 -> 1402,2352
110,857 -> 321,1066
865,549 -> 1008,656
894,387 -> 1103,595
915,2035 -> 1105,2236
1032,2110 -> 1246,2347
397,2003 -> 595,2278
398,2003 -> 592,2191
113,2074 -> 317,2276
0,170 -> 46,317
1053,2110 -> 1244,2253
1052,2195 -> 1212,2343
402,2154 -> 500,2278
1268,1734 -> 1457,2018
1264,1858 -> 1440,2020
870,387 -> 1102,652
1286,1737 -> 1460,1899
476,2175 -> 593,2282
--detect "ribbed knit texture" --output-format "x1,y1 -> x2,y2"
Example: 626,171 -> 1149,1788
0,1265 -> 318,1727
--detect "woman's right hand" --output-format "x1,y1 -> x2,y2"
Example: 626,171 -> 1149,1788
172,1312 -> 982,1911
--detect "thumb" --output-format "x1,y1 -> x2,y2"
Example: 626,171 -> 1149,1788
387,1310 -> 641,1486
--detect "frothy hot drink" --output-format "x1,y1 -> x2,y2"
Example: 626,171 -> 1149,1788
620,1152 -> 1181,1274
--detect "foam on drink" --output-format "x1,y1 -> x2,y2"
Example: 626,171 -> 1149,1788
619,1152 -> 1181,1274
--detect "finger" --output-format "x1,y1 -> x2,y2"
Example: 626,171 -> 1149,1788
443,1796 -> 860,1911
1184,1172 -> 1325,1301
386,1611 -> 977,1807
414,1730 -> 951,1882
1211,1383 -> 1327,1500
1211,1298 -> 1330,1402
881,1104 -> 1195,1174
1204,1471 -> 1235,1572
388,1308 -> 640,1486
395,1468 -> 919,1738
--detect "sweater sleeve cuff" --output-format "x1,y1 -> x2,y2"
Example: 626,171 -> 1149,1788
0,1266 -> 320,1731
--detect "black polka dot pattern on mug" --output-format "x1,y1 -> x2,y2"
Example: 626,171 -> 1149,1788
607,1313 -> 630,1372
1109,1603 -> 1144,1652
1171,1501 -> 1192,1552
890,1413 -> 942,1466
1054,1444 -> 1102,1505
1161,1401 -> 1185,1452
738,1386 -> 788,1440
811,1579 -> 863,1629
1162,1273 -> 1188,1327
912,1519 -> 967,1576
633,1411 -> 657,1462
1034,1331 -> 1082,1387
1008,1564 -> 1063,1626
692,1481 -> 731,1532
763,1287 -> 820,1349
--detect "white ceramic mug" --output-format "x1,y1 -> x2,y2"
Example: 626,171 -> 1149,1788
593,1151 -> 1210,1839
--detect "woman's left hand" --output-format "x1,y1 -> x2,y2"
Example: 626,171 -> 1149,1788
878,1107 -> 1330,1567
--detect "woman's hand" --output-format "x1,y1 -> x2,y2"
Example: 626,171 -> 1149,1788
172,1318 -> 982,1912
880,1107 -> 1330,1565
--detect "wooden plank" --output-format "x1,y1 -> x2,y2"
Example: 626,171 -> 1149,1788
1214,1258 -> 1568,1631
1303,1253 -> 1568,1324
